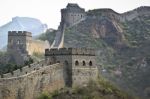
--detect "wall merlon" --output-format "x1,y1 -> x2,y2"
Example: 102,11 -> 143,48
3,73 -> 12,78
22,66 -> 30,74
61,3 -> 85,13
45,48 -> 95,56
13,69 -> 21,77
8,31 -> 32,37
0,60 -> 46,78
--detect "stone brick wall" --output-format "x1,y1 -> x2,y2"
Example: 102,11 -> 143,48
45,48 -> 95,56
27,40 -> 50,55
61,3 -> 86,27
0,48 -> 98,99
7,31 -> 50,65
0,54 -> 9,64
72,54 -> 98,86
8,31 -> 50,56
1,60 -> 45,78
72,68 -> 98,86
45,48 -> 98,87
8,31 -> 32,37
0,63 -> 65,99
7,31 -> 32,53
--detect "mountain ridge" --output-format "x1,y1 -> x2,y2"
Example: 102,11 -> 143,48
87,6 -> 150,22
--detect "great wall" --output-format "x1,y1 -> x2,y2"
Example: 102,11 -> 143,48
7,31 -> 50,65
0,4 -> 99,97
0,47 -> 98,99
0,63 -> 65,99
1,3 -> 149,99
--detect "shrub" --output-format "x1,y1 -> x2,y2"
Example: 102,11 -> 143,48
38,93 -> 51,99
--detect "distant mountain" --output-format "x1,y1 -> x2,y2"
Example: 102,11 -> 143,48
0,17 -> 48,49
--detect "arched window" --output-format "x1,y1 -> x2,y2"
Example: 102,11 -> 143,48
75,60 -> 79,66
89,61 -> 92,66
83,61 -> 86,66
52,56 -> 56,63
17,40 -> 20,44
64,60 -> 69,65
42,71 -> 45,75
10,39 -> 13,44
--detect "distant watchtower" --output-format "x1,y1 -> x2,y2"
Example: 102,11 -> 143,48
7,31 -> 32,65
45,48 -> 98,87
61,3 -> 86,27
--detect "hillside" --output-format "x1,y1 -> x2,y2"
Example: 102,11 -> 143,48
38,6 -> 150,99
38,77 -> 138,99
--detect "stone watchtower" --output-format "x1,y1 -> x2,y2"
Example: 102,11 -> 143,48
61,3 -> 86,27
45,48 -> 98,87
7,31 -> 32,65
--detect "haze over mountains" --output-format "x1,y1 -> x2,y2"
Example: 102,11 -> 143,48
0,17 -> 47,49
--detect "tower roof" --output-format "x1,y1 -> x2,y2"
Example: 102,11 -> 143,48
67,3 -> 80,8
61,3 -> 85,13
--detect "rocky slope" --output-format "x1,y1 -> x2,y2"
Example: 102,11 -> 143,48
0,17 -> 47,49
38,78 -> 138,99
38,6 -> 150,99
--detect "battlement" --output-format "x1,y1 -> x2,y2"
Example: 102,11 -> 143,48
67,3 -> 79,8
45,48 -> 95,56
1,60 -> 45,78
8,31 -> 32,37
61,3 -> 85,13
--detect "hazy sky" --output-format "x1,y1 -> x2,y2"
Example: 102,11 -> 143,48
0,0 -> 150,29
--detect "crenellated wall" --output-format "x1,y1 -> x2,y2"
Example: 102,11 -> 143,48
0,63 -> 65,99
0,54 -> 10,64
0,47 -> 98,99
8,31 -> 32,37
45,48 -> 95,56
45,48 -> 98,87
1,60 -> 45,78
7,31 -> 50,65
61,3 -> 86,27
0,3 -> 101,99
